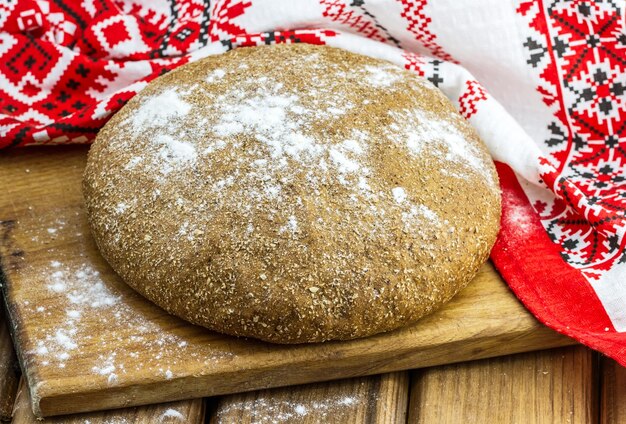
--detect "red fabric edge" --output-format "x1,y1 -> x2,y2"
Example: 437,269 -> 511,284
491,162 -> 626,365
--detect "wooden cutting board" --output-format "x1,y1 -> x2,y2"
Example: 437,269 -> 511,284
0,146 -> 575,417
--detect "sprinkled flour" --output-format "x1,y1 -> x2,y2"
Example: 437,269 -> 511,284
503,190 -> 535,234
212,89 -> 322,164
392,187 -> 407,204
84,44 -> 500,344
387,107 -> 493,184
155,134 -> 197,170
32,263 -> 123,370
206,68 -> 226,83
365,64 -> 402,87
215,393 -> 366,424
129,89 -> 191,129
111,70 -> 465,248
26,253 -> 232,384
162,408 -> 185,420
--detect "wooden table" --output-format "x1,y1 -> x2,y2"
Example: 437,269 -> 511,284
0,147 -> 624,423
1,303 -> 624,423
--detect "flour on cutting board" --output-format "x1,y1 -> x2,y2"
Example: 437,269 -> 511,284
12,205 -> 247,408
24,234 -> 234,386
31,261 -> 163,376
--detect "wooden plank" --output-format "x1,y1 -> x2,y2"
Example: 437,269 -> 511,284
600,356 -> 626,424
0,303 -> 19,421
11,378 -> 205,423
211,372 -> 409,423
0,146 -> 575,417
408,346 -> 598,424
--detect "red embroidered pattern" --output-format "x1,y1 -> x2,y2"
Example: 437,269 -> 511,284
221,29 -> 338,49
397,0 -> 456,62
517,0 -> 626,279
459,80 -> 488,119
402,51 -> 426,75
0,1 -> 338,149
208,0 -> 252,42
318,0 -> 400,46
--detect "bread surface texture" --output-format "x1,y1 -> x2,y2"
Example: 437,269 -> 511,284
83,44 -> 501,343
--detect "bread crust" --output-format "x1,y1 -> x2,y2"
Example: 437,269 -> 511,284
83,44 -> 501,343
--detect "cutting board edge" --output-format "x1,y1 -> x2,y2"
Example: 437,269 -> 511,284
20,279 -> 562,398
33,322 -> 576,417
0,252 -> 44,419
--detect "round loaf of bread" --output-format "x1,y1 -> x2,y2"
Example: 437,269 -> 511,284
83,44 -> 501,343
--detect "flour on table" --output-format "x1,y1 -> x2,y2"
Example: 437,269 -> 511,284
214,394 -> 365,424
93,354 -> 118,384
43,219 -> 67,238
47,270 -> 66,292
161,408 -> 185,420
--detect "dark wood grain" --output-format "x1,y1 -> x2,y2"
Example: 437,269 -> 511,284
600,356 -> 626,424
0,306 -> 19,421
212,372 -> 409,424
408,346 -> 598,424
